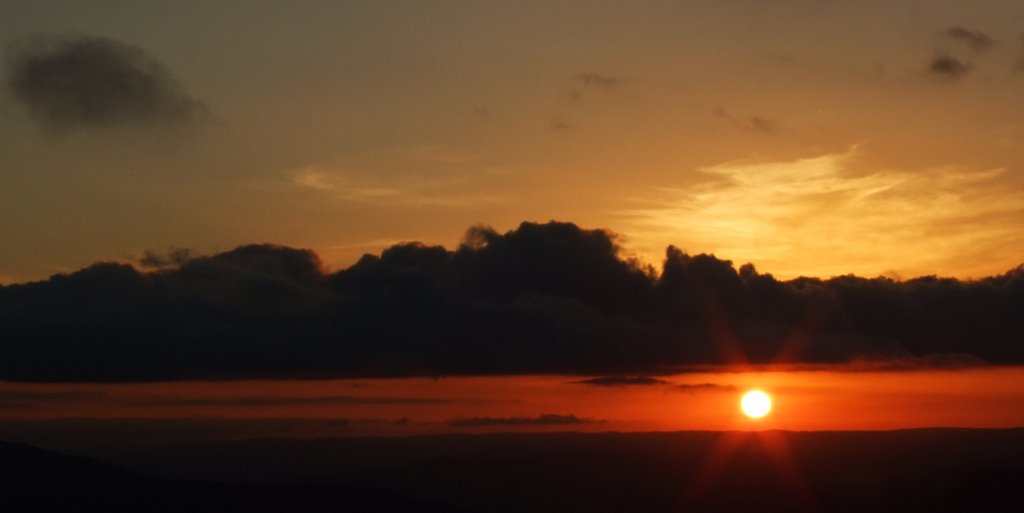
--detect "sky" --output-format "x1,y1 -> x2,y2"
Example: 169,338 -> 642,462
2,368 -> 1024,443
1,1 -> 1024,438
2,0 -> 1024,283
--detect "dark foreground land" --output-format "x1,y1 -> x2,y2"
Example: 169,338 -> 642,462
2,429 -> 1023,513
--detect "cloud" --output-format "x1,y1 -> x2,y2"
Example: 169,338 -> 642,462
673,383 -> 736,394
0,221 -> 1023,381
133,394 -> 452,407
747,116 -> 776,134
0,390 -> 106,408
291,166 -> 503,207
139,247 -> 195,268
292,167 -> 340,192
574,376 -> 669,387
4,34 -> 208,132
927,53 -> 971,79
574,72 -> 618,89
713,108 -> 777,134
942,26 -> 994,52
567,72 -> 618,101
621,149 -> 1024,280
550,118 -> 573,131
571,377 -> 736,392
447,414 -> 594,427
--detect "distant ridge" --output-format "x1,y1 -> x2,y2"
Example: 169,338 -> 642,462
0,440 -> 463,513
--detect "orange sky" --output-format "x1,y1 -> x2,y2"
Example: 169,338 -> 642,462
2,2 -> 1024,282
4,367 -> 1023,434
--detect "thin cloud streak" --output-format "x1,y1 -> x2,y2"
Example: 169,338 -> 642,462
447,413 -> 597,427
131,394 -> 454,407
291,166 -> 503,208
942,26 -> 994,52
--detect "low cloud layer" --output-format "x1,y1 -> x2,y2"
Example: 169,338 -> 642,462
135,394 -> 452,407
574,376 -> 670,387
0,221 -> 1022,381
674,383 -> 736,394
0,390 -> 106,408
573,377 -> 735,393
4,34 -> 208,132
447,414 -> 592,427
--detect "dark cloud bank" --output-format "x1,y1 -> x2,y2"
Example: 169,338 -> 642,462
0,221 -> 1022,381
4,34 -> 207,132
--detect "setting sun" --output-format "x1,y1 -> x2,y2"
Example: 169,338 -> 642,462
741,390 -> 772,419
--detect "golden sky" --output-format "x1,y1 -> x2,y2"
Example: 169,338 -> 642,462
1,1 -> 1023,282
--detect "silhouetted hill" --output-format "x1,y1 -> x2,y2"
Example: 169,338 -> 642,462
0,441 -> 464,513
88,429 -> 1024,513
5,430 -> 1024,512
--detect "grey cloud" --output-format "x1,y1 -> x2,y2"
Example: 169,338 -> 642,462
927,53 -> 972,79
942,26 -> 994,52
574,72 -> 618,89
4,34 -> 208,133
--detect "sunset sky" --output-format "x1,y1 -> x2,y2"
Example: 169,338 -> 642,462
2,1 -> 1024,283
2,1 -> 1024,445
3,368 -> 1024,439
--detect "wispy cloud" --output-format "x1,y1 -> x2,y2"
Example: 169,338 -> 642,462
567,71 -> 619,101
573,376 -> 669,387
621,148 -> 1024,278
942,26 -> 994,52
290,166 -> 503,208
673,383 -> 736,394
131,394 -> 453,407
713,107 -> 778,134
0,390 -> 107,408
574,72 -> 618,89
292,168 -> 341,191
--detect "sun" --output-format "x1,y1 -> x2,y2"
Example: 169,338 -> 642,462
741,390 -> 772,419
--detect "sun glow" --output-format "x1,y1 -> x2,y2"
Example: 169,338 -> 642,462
741,390 -> 772,419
